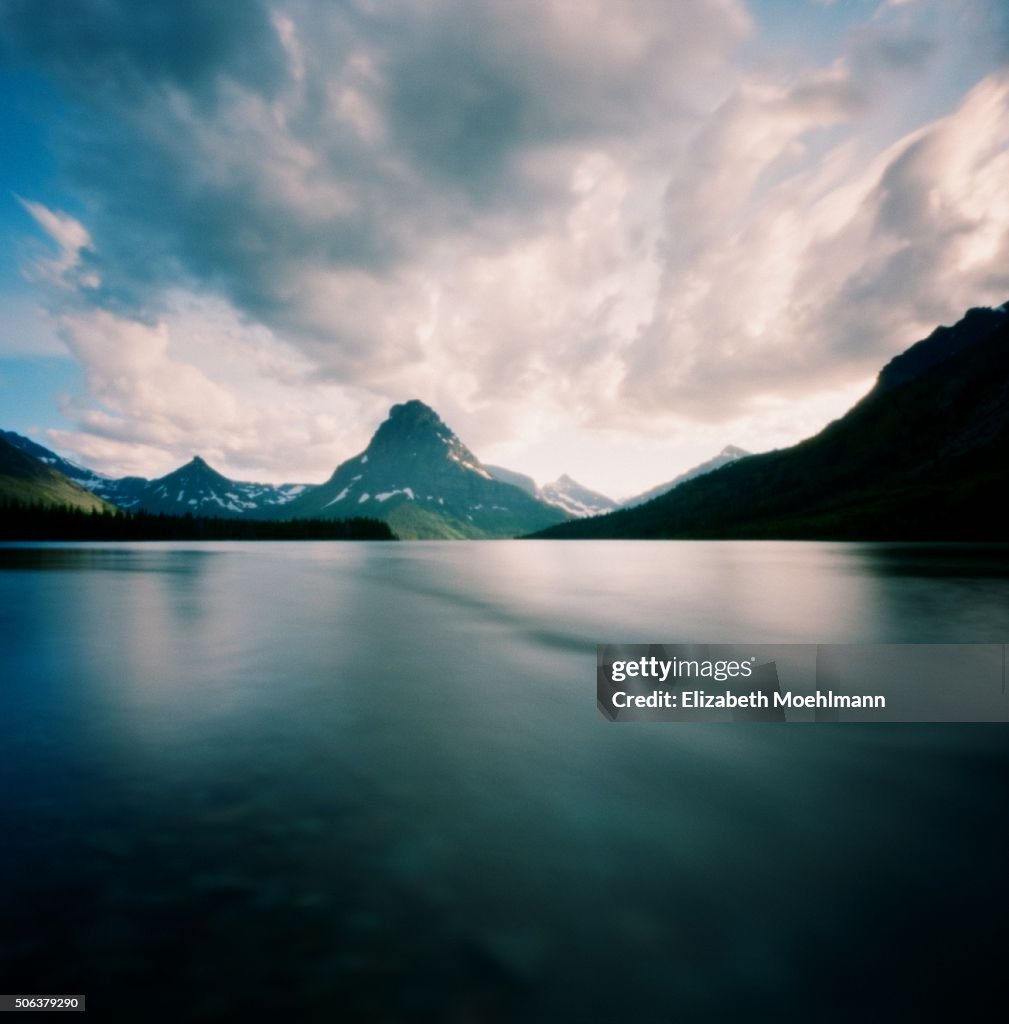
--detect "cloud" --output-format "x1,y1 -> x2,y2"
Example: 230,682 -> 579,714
0,0 -> 749,331
0,0 -> 285,105
2,0 -> 1008,492
618,64 -> 1009,426
47,303 -> 386,481
15,198 -> 99,290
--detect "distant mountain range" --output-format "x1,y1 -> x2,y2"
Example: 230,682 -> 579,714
531,301 -> 1009,540
541,475 -> 619,517
98,457 -> 309,517
6,299 -> 1005,542
621,445 -> 749,509
2,402 -> 572,540
1,430 -> 310,518
485,465 -> 618,517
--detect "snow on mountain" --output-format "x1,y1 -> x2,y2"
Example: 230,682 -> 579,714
100,456 -> 312,516
0,433 -> 311,516
282,399 -> 569,539
485,466 -> 616,518
622,446 -> 750,509
539,475 -> 618,517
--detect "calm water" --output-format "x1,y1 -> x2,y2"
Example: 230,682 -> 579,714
2,541 -> 1009,1021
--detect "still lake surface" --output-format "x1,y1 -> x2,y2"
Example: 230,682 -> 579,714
2,540 -> 1009,1021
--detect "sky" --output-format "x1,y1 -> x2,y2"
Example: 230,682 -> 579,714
1,0 -> 1008,499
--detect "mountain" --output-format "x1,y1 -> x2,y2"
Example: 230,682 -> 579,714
486,465 -> 618,517
282,400 -> 570,539
0,435 -> 116,513
621,445 -> 750,509
540,475 -> 618,517
876,303 -> 1008,393
623,445 -> 750,508
1,429 -> 109,492
530,301 -> 1009,540
0,433 -> 311,517
485,464 -> 539,498
99,456 -> 311,517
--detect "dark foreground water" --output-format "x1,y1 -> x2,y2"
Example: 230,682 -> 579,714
1,541 -> 1008,1022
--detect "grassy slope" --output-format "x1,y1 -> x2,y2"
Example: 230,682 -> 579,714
0,437 -> 117,514
379,497 -> 562,539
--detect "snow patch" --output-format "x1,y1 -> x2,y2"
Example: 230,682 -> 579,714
448,451 -> 492,479
544,495 -> 597,517
324,486 -> 351,507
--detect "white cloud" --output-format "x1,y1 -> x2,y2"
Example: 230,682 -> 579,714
16,198 -> 100,290
5,0 -> 1009,494
49,305 -> 385,482
618,68 -> 1009,427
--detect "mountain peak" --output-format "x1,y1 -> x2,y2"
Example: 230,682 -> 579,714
876,303 -> 1009,393
162,454 -> 230,487
387,399 -> 440,425
366,399 -> 463,460
540,474 -> 617,517
286,401 -> 569,537
621,445 -> 750,509
179,454 -> 217,474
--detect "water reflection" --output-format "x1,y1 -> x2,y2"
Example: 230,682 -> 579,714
1,541 -> 1008,1021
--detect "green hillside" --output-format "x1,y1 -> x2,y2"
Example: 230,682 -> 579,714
0,436 -> 117,514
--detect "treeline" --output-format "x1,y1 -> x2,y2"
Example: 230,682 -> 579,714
0,501 -> 397,541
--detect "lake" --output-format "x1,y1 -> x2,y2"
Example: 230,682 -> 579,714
2,540 -> 1008,1021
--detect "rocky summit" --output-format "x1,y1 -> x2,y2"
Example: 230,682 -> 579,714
281,400 -> 569,539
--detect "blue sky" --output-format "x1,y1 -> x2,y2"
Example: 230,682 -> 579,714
1,0 -> 1008,496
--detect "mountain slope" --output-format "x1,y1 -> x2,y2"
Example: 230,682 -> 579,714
622,445 -> 749,508
531,302 -> 1009,540
0,436 -> 116,513
283,400 -> 569,539
1,429 -> 110,492
540,475 -> 618,517
485,464 -> 539,498
486,466 -> 617,517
